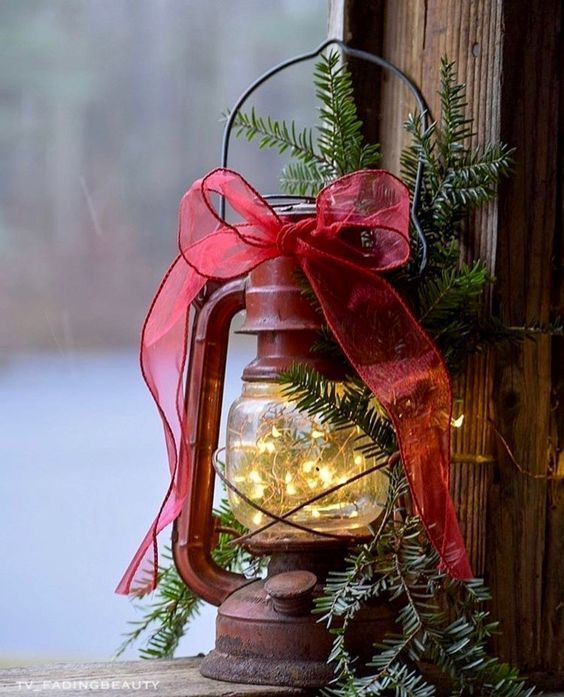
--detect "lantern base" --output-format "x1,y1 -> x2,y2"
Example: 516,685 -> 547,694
201,649 -> 333,689
200,548 -> 397,689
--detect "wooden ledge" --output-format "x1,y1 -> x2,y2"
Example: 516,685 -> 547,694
1,658 -> 562,697
0,658 -> 308,697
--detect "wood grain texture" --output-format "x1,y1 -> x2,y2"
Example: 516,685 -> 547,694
330,0 -> 563,680
488,0 -> 562,672
3,659 -> 564,697
0,659 -> 307,697
340,0 -> 385,146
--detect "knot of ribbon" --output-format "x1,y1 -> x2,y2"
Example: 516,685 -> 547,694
277,217 -> 316,255
116,167 -> 472,596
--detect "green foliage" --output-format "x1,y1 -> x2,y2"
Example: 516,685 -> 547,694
313,466 -> 535,697
279,364 -> 395,461
114,548 -> 200,660
415,261 -> 491,369
400,58 -> 513,267
232,50 -> 380,196
117,502 -> 260,659
312,50 -> 381,177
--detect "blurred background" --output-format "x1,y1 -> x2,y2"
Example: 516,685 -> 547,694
0,0 -> 328,665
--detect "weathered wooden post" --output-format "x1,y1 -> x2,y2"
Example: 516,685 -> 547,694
329,0 -> 563,686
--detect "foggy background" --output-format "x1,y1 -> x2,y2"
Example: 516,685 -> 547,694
0,0 -> 328,665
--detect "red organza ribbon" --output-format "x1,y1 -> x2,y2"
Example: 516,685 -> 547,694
116,168 -> 472,595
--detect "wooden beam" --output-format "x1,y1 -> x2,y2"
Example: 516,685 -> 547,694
488,0 -> 562,672
330,0 -> 563,680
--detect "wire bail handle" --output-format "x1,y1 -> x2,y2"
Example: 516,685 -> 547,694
221,37 -> 431,271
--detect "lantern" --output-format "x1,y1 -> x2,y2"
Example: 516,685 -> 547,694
172,232 -> 395,687
118,36 -> 473,690
170,38 -> 432,689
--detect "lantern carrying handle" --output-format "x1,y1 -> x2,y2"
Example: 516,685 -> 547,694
221,37 -> 431,271
172,277 -> 252,607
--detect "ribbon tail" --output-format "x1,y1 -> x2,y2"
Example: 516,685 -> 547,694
115,255 -> 206,595
301,256 -> 473,580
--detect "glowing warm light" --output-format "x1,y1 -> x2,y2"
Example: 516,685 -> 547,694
257,440 -> 276,454
452,414 -> 465,428
224,381 -> 389,533
252,485 -> 265,500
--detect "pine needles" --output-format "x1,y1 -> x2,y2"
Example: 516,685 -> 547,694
232,50 -> 380,196
279,364 -> 396,460
400,58 -> 513,262
114,548 -> 201,660
116,502 -> 261,659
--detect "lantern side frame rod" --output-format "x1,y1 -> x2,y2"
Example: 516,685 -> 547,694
221,37 -> 430,271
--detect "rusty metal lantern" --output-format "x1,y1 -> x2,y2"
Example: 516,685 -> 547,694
171,39 -> 430,689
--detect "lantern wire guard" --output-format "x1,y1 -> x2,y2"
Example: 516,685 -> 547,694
213,448 -> 400,545
216,39 -> 429,548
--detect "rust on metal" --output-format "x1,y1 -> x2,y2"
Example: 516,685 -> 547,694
264,570 -> 318,616
201,562 -> 397,688
172,278 -> 252,607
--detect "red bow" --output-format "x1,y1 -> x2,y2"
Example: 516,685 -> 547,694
116,168 -> 472,595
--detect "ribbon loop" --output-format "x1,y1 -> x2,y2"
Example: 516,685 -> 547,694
116,167 -> 473,596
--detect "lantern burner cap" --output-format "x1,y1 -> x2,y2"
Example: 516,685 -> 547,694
270,200 -> 317,217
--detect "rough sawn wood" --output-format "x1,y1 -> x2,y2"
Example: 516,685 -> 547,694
0,658 -> 308,697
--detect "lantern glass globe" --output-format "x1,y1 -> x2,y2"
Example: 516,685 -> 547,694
223,380 -> 389,536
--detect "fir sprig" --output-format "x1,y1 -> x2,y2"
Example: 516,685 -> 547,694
232,106 -> 329,170
116,502 -> 261,659
315,469 -> 535,696
232,50 -> 380,196
279,364 -> 396,460
313,50 -> 381,176
115,548 -> 201,660
401,58 -> 513,261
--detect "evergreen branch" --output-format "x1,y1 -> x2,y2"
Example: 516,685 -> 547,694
116,502 -> 261,659
417,261 -> 490,325
509,317 -> 564,338
114,548 -> 201,660
313,50 -> 381,176
231,107 -> 330,169
280,160 -> 329,196
437,57 -> 475,167
401,62 -> 513,260
278,364 -> 396,459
